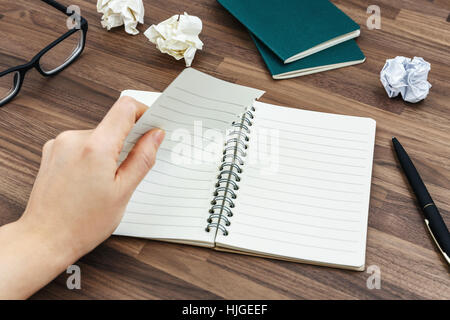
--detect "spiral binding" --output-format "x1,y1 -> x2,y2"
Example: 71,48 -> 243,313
205,106 -> 256,236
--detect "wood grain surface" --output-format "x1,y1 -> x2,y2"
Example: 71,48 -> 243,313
0,0 -> 449,299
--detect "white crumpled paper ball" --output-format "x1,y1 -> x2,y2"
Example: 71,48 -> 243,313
144,12 -> 204,67
380,56 -> 431,103
97,0 -> 144,35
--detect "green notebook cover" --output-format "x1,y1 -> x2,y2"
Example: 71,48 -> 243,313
217,0 -> 361,63
252,34 -> 365,79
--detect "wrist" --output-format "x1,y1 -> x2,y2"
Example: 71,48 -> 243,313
15,215 -> 80,270
0,218 -> 79,299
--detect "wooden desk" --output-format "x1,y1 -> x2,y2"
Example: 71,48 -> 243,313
0,0 -> 448,299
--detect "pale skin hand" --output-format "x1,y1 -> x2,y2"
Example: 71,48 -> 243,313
0,96 -> 165,299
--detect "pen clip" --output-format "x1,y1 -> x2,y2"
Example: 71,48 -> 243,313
425,219 -> 450,265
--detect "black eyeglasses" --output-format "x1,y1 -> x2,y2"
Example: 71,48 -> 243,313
0,0 -> 88,107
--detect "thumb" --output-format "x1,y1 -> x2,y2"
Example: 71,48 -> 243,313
116,128 -> 165,190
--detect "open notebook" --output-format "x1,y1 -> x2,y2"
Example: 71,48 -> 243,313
115,68 -> 376,271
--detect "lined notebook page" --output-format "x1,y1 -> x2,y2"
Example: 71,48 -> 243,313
113,69 -> 264,246
216,101 -> 376,269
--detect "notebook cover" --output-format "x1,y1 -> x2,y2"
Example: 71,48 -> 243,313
217,0 -> 360,62
252,34 -> 365,78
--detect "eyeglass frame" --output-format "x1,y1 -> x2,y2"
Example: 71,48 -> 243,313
0,0 -> 88,107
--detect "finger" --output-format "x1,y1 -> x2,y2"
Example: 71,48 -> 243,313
55,129 -> 94,143
41,139 -> 55,166
92,96 -> 149,154
50,129 -> 94,157
116,128 -> 165,191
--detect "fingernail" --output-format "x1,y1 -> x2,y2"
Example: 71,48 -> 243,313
152,129 -> 165,147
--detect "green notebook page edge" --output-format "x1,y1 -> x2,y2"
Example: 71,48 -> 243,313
251,33 -> 365,78
217,0 -> 360,62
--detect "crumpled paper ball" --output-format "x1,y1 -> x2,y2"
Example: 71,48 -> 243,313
144,12 -> 203,67
380,56 -> 431,103
97,0 -> 144,35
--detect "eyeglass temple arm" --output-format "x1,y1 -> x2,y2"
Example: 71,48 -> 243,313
41,0 -> 88,26
41,0 -> 69,16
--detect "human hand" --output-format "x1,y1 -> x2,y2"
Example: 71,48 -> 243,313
24,95 -> 165,257
0,96 -> 164,298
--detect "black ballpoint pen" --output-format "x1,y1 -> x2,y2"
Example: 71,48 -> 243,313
392,137 -> 450,265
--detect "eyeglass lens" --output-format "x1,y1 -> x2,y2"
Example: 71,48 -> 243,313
0,71 -> 20,103
39,29 -> 83,75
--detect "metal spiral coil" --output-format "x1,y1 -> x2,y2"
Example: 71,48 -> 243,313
215,178 -> 239,191
219,162 -> 242,174
205,106 -> 256,236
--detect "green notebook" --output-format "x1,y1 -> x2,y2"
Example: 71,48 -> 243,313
217,0 -> 361,63
252,34 -> 366,79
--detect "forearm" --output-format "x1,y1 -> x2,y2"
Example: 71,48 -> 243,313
0,218 -> 76,299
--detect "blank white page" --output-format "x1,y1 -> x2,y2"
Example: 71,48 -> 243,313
113,68 -> 264,246
216,101 -> 376,269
